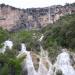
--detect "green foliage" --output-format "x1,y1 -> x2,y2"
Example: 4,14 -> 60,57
42,14 -> 75,59
10,29 -> 41,52
0,28 -> 9,44
0,48 -> 25,75
11,29 -> 33,43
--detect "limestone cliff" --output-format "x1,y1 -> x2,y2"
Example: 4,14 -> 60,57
0,3 -> 75,31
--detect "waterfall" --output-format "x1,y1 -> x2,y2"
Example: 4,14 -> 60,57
0,40 -> 13,53
21,43 -> 27,53
54,49 -> 75,75
19,43 -> 38,75
4,40 -> 13,49
25,51 -> 38,75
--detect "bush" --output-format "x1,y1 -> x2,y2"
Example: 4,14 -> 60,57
0,48 -> 25,75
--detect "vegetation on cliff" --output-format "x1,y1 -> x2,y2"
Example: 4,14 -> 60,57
42,14 -> 75,61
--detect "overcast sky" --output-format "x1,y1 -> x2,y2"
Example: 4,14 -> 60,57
0,0 -> 75,9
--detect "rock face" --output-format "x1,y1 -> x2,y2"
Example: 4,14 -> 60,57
0,3 -> 75,31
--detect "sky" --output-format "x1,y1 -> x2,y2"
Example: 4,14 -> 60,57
0,0 -> 75,9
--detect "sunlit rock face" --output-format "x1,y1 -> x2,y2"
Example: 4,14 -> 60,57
0,4 -> 75,31
54,49 -> 75,75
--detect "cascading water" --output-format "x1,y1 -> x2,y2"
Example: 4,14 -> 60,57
54,49 -> 75,75
21,43 -> 27,53
19,43 -> 38,75
25,51 -> 38,75
4,40 -> 13,49
0,40 -> 13,53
